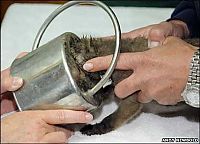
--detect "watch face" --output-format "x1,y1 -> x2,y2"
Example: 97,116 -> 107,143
185,91 -> 199,108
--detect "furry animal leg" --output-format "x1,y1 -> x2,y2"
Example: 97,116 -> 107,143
80,94 -> 142,135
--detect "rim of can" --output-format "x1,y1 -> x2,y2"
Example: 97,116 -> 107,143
32,1 -> 121,105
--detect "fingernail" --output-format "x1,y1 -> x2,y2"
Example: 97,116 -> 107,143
85,113 -> 93,121
12,77 -> 23,88
148,40 -> 160,48
83,63 -> 93,71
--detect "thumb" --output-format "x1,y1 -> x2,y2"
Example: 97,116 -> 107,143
148,27 -> 165,48
1,52 -> 28,94
148,22 -> 173,48
1,68 -> 23,94
148,26 -> 166,43
83,53 -> 140,72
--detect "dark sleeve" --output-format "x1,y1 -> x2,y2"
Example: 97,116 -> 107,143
168,0 -> 200,38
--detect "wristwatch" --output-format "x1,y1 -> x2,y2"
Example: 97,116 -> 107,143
182,48 -> 200,108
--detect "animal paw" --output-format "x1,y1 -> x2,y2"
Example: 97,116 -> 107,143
80,123 -> 113,136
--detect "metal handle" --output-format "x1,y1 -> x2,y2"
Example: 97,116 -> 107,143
32,0 -> 121,98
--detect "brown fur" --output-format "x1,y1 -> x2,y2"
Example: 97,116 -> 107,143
28,32 -> 199,135
61,33 -> 199,135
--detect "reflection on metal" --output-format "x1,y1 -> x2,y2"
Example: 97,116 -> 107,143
11,1 -> 121,111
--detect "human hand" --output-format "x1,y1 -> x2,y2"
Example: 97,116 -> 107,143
1,52 -> 28,94
1,52 -> 28,114
1,110 -> 93,143
1,68 -> 23,94
83,37 -> 196,105
119,20 -> 189,48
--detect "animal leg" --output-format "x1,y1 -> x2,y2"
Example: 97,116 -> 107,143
80,94 -> 142,135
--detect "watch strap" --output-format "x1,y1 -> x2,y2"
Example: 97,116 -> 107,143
182,48 -> 200,108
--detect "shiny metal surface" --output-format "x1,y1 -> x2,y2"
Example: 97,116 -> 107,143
11,33 -> 96,111
11,1 -> 121,111
32,0 -> 121,99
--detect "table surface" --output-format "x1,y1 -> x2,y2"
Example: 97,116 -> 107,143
1,3 -> 199,143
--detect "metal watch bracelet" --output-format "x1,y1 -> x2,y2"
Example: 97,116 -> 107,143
182,48 -> 200,108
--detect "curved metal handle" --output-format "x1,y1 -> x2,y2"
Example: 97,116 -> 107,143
32,1 -> 121,98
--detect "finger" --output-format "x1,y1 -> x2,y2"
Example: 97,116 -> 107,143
1,68 -> 23,93
16,52 -> 28,59
1,98 -> 17,115
148,22 -> 173,44
148,27 -> 166,43
121,25 -> 153,40
41,110 -> 93,125
114,74 -> 141,98
83,53 -> 139,72
137,91 -> 153,103
40,131 -> 68,143
102,28 -> 146,40
2,77 -> 23,92
121,29 -> 144,39
102,27 -> 147,40
0,52 -> 27,93
148,40 -> 160,48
